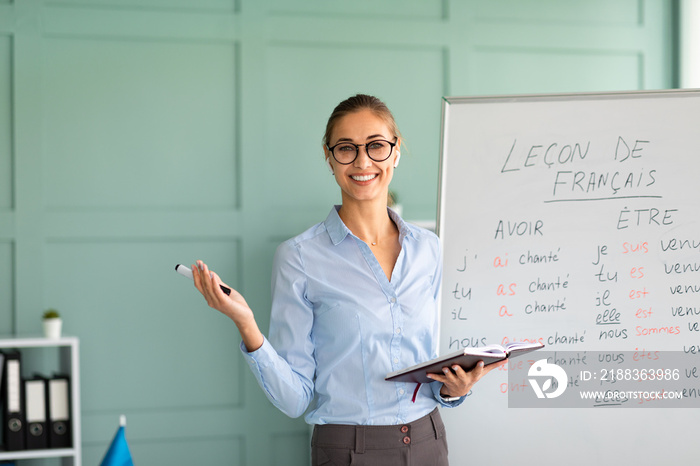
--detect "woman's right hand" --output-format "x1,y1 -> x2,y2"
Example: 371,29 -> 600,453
192,260 -> 264,352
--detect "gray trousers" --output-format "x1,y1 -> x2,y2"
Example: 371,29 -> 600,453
311,408 -> 449,466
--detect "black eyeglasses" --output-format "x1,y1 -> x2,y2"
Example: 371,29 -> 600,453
326,138 -> 397,165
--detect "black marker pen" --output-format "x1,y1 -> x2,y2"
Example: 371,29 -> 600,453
175,264 -> 232,296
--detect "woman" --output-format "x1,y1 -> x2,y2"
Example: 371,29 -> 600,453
192,94 -> 502,465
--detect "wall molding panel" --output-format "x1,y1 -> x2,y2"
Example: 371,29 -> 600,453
0,34 -> 13,211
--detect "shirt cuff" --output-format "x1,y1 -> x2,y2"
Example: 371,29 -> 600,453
431,381 -> 466,407
240,336 -> 276,369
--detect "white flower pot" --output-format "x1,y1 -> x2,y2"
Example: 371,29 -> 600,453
43,318 -> 63,339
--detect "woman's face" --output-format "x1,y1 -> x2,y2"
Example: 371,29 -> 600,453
325,109 -> 400,205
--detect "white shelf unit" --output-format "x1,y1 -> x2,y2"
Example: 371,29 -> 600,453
0,336 -> 82,466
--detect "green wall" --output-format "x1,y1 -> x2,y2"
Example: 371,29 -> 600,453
0,0 -> 675,464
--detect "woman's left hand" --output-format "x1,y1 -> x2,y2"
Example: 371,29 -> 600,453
427,359 -> 508,398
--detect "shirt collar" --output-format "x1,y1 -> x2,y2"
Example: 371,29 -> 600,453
324,205 -> 418,246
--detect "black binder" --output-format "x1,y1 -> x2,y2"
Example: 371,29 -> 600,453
23,377 -> 48,450
1,350 -> 25,451
46,376 -> 71,449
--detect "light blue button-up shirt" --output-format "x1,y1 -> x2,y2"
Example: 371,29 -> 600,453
241,206 -> 463,425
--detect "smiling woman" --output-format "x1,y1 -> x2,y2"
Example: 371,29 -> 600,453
190,94 -> 504,466
324,108 -> 399,221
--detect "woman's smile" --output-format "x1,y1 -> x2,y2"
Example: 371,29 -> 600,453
350,173 -> 378,182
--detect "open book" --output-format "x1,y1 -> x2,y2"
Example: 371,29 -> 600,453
385,341 -> 544,384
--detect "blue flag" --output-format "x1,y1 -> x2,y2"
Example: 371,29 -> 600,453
100,416 -> 134,466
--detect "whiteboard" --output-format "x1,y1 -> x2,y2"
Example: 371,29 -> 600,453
437,90 -> 700,465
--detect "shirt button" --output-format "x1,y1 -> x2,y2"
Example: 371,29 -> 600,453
399,388 -> 405,395
400,426 -> 409,433
393,358 -> 399,364
390,297 -> 397,303
395,328 -> 401,334
403,436 -> 411,445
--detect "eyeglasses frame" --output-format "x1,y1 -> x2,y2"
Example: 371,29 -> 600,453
326,137 -> 398,165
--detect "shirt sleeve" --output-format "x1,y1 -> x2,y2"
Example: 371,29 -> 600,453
239,240 -> 316,419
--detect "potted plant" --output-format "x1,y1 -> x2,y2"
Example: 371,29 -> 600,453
42,309 -> 63,339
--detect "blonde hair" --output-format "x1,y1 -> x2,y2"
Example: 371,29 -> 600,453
323,94 -> 401,148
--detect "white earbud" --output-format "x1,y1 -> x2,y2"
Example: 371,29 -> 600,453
393,151 -> 401,168
326,158 -> 334,174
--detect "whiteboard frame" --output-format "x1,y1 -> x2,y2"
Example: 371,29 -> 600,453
435,87 -> 700,465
